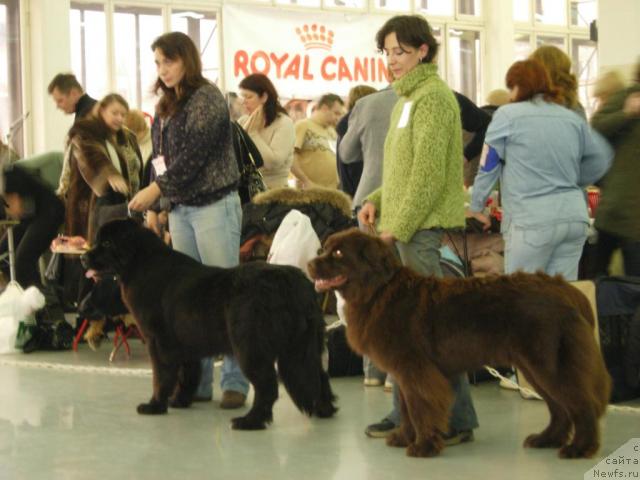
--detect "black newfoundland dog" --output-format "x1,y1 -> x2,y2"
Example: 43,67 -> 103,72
308,229 -> 610,458
82,219 -> 337,430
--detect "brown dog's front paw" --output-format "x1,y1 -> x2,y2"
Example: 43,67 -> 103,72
524,433 -> 565,449
406,440 -> 443,458
386,429 -> 410,448
137,401 -> 168,415
558,442 -> 598,459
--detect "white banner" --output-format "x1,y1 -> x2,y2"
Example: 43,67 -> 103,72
222,5 -> 391,99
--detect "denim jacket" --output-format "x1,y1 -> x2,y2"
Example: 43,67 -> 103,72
470,95 -> 613,232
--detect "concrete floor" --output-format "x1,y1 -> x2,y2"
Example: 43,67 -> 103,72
0,341 -> 638,480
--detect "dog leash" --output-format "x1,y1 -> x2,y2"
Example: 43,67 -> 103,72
364,223 -> 377,236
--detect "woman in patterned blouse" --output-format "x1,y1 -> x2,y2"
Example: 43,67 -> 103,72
128,31 -> 249,409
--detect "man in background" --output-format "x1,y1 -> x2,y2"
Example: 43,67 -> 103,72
48,73 -> 96,123
291,93 -> 344,189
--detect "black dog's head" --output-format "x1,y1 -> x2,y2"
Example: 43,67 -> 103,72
307,228 -> 401,302
81,218 -> 159,278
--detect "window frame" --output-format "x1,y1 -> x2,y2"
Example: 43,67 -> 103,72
444,23 -> 484,104
512,0 -> 598,115
111,2 -> 166,113
0,0 -> 23,155
67,1 -> 223,109
514,0 -> 595,32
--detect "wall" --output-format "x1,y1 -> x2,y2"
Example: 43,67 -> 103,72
597,0 -> 640,79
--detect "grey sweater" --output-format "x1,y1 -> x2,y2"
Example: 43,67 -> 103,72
337,88 -> 397,207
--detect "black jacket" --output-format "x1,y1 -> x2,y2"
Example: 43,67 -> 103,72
74,94 -> 97,123
454,92 -> 491,161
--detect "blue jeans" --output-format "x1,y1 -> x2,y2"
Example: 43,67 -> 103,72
386,229 -> 479,432
504,221 -> 588,280
168,192 -> 250,398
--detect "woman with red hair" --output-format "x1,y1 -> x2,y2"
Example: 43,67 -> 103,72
467,59 -> 612,280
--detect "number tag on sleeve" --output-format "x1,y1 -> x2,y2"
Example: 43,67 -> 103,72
152,155 -> 167,175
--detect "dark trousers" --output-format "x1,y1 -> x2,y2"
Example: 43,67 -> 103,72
0,198 -> 65,288
595,229 -> 640,277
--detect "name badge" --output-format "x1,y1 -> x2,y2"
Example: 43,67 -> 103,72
152,155 -> 167,175
397,101 -> 413,129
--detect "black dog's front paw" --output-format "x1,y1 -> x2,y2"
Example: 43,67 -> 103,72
231,415 -> 268,430
137,400 -> 168,415
169,395 -> 193,409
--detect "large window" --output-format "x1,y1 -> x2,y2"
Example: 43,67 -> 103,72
458,0 -> 480,16
536,35 -> 565,49
276,0 -> 322,7
417,0 -> 454,16
535,0 -> 567,26
374,0 -> 411,11
448,29 -> 481,104
70,2 -> 108,100
69,5 -> 221,114
514,33 -> 532,60
570,0 -> 596,28
324,0 -> 367,8
0,0 -> 22,156
171,10 -> 219,85
513,0 -> 598,115
572,37 -> 597,113
114,5 -> 163,115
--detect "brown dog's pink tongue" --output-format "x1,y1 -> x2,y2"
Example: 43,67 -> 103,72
85,269 -> 98,280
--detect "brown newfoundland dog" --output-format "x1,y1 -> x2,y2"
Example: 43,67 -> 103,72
82,219 -> 337,430
308,229 -> 611,459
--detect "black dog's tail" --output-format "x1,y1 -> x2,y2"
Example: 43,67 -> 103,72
277,295 -> 337,418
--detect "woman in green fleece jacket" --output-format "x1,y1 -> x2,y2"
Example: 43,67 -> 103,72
358,15 -> 479,444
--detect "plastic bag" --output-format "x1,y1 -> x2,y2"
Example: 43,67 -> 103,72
0,283 -> 45,354
44,251 -> 63,283
267,209 -> 320,279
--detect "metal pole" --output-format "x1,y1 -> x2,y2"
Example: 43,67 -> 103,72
7,226 -> 16,283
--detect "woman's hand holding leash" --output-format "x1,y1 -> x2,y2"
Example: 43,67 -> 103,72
129,182 -> 161,212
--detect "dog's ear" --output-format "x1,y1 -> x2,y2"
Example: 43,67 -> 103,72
360,235 -> 401,274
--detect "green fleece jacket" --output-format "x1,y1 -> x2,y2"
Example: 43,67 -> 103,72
367,63 -> 465,243
591,84 -> 640,241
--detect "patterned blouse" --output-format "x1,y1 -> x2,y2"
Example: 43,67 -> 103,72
152,83 -> 239,206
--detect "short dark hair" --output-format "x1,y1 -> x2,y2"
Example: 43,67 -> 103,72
151,32 -> 208,118
376,15 -> 439,64
317,93 -> 344,109
238,73 -> 287,127
48,73 -> 83,95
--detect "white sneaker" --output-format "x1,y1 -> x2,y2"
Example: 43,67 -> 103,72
499,373 -> 519,391
364,377 -> 383,387
383,379 -> 393,392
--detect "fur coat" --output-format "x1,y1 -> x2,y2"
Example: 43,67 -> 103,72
65,119 -> 141,242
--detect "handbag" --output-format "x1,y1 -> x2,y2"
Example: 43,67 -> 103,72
231,122 -> 267,204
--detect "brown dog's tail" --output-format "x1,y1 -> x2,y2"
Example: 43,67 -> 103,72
566,282 -> 596,329
560,287 -> 612,418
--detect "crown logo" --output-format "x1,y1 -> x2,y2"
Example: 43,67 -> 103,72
295,24 -> 334,51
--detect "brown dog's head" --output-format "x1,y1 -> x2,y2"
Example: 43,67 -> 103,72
308,228 -> 401,302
